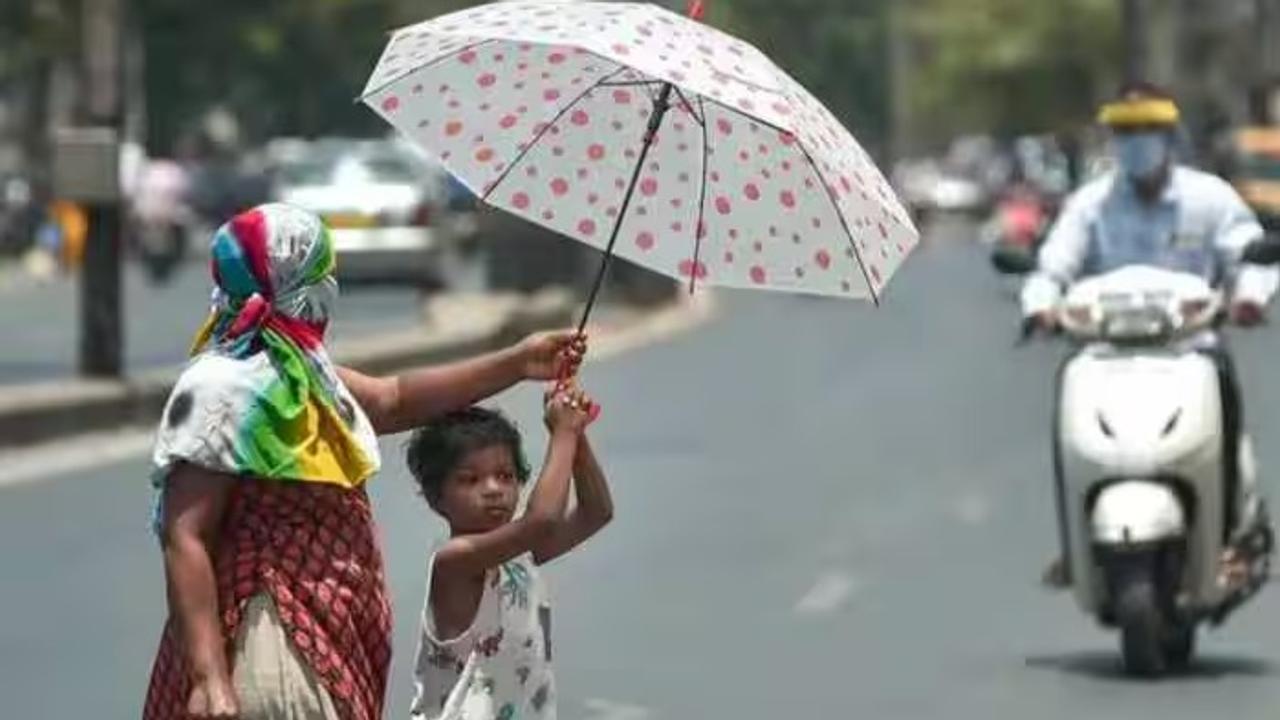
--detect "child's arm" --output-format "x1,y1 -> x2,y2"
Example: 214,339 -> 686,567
337,331 -> 585,435
533,434 -> 614,565
434,387 -> 593,577
160,464 -> 240,717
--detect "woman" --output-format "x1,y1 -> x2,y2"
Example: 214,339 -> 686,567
142,204 -> 584,719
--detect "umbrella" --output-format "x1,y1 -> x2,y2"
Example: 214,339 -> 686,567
361,0 -> 918,331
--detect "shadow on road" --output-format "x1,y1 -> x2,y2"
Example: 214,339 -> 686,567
1025,651 -> 1275,682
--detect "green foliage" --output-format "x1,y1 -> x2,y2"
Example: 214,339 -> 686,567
710,0 -> 893,155
907,0 -> 1123,141
0,0 -> 1126,153
135,0 -> 411,150
0,1 -> 76,78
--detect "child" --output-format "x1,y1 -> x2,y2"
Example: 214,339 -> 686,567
405,382 -> 613,720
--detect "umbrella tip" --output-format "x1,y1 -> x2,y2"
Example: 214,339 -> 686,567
686,0 -> 705,21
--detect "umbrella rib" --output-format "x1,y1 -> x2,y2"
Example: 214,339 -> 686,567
698,91 -> 885,303
481,65 -> 630,203
672,86 -> 705,127
793,141 -> 880,306
688,97 -> 712,296
576,82 -> 676,332
358,38 -> 500,101
700,94 -> 791,136
598,79 -> 667,88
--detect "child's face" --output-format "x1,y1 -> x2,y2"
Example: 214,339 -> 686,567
437,443 -> 521,533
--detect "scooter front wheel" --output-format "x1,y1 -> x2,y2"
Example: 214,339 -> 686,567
1116,573 -> 1166,677
1162,622 -> 1195,670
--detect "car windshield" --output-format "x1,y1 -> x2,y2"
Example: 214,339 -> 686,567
360,155 -> 419,184
278,150 -> 421,187
278,158 -> 337,186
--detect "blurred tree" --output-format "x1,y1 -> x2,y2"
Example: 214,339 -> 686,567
907,0 -> 1123,143
704,0 -> 1123,154
136,0 -> 496,152
0,1 -> 76,81
138,0 -> 395,151
2,0 -> 1125,156
707,0 -> 894,159
0,0 -> 77,217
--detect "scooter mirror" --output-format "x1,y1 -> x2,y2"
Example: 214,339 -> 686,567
1241,235 -> 1280,265
991,244 -> 1037,275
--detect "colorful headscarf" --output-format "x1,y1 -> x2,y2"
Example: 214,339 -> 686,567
152,204 -> 380,500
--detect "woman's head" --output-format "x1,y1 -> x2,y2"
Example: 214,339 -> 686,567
406,407 -> 531,532
197,203 -> 339,353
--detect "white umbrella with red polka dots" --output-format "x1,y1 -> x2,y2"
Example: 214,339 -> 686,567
361,0 -> 918,328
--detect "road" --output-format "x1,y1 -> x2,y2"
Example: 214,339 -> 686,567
5,218 -> 1280,719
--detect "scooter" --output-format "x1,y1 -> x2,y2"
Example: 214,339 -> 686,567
129,171 -> 194,285
1000,240 -> 1280,676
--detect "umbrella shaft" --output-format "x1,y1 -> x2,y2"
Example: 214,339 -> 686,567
577,83 -> 675,334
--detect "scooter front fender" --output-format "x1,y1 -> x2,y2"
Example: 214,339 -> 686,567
1091,480 -> 1186,545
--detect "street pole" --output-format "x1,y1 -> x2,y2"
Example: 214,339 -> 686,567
78,0 -> 124,378
1123,0 -> 1148,84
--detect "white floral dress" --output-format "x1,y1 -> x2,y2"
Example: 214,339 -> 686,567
410,552 -> 556,720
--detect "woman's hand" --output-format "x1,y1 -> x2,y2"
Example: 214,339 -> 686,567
186,673 -> 239,719
1231,299 -> 1267,327
519,330 -> 587,381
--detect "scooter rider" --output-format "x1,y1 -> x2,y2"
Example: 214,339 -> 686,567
1023,82 -> 1277,593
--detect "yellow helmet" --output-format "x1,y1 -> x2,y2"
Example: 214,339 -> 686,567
1097,84 -> 1181,129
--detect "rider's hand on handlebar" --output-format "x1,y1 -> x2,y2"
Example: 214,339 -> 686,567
1230,300 -> 1267,328
1022,311 -> 1059,338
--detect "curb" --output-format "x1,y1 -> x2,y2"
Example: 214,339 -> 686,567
0,289 -> 578,450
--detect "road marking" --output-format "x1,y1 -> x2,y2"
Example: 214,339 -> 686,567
582,698 -> 652,720
0,292 -> 717,487
0,428 -> 155,488
794,570 -> 860,616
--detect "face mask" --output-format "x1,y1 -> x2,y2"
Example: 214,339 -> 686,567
1113,132 -> 1170,180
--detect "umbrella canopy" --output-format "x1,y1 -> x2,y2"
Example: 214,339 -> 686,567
362,0 -> 917,307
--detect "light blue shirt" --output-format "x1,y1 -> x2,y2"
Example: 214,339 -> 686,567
1022,166 -> 1278,315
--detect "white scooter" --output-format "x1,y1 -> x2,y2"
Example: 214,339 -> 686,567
1006,241 -> 1280,676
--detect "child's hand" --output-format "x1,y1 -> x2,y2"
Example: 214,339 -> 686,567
544,381 -> 596,435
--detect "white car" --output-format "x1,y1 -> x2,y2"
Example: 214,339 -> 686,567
275,141 -> 459,288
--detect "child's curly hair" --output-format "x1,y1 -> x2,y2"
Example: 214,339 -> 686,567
405,407 -> 531,507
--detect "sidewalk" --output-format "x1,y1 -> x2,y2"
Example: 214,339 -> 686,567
0,285 -> 717,451
0,288 -> 578,449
